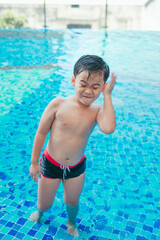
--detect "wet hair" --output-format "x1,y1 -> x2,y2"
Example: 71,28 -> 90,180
73,55 -> 110,82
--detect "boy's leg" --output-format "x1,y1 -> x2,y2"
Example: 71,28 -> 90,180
29,175 -> 61,222
63,173 -> 85,236
66,204 -> 79,226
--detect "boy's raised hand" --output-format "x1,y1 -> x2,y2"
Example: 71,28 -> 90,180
102,73 -> 116,96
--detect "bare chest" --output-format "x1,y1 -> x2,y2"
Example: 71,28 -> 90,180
55,104 -> 97,134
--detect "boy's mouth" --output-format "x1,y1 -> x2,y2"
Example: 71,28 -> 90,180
83,95 -> 93,98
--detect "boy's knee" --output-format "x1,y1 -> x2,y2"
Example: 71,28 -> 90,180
37,202 -> 52,212
64,199 -> 78,206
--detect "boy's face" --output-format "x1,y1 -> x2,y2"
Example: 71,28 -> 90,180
71,70 -> 105,106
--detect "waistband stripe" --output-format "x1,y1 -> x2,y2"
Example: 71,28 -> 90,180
43,148 -> 86,169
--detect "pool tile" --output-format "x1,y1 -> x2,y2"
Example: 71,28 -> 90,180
136,236 -> 148,240
2,235 -> 14,240
19,226 -> 30,234
143,224 -> 153,233
10,216 -> 20,223
24,201 -> 34,208
17,218 -> 27,226
112,229 -> 120,234
0,226 -> 11,234
46,225 -> 57,235
2,214 -> 12,221
32,223 -> 42,231
153,227 -> 160,235
17,211 -> 25,217
150,234 -> 157,240
24,221 -> 35,228
15,232 -> 25,240
0,219 -> 7,226
23,235 -> 34,240
5,221 -> 15,228
34,231 -> 44,239
42,234 -> 53,240
154,219 -> 160,229
128,221 -> 137,227
0,233 -> 5,240
27,229 -> 37,237
13,224 -> 22,231
125,225 -> 135,233
0,213 -> 5,220
44,219 -> 51,225
8,229 -> 18,236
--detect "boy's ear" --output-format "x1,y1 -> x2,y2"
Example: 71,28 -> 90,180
102,83 -> 107,92
71,76 -> 75,86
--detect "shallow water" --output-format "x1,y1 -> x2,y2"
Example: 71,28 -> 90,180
0,29 -> 160,240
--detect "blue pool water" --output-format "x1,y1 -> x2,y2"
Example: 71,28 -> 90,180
0,29 -> 160,240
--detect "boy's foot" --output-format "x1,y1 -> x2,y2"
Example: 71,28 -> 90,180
67,220 -> 79,237
28,210 -> 42,223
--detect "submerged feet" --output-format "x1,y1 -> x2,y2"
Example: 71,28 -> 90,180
28,210 -> 43,223
29,211 -> 79,237
67,219 -> 79,237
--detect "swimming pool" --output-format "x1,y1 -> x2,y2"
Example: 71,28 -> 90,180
0,29 -> 160,240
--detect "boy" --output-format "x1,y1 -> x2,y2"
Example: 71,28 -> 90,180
29,55 -> 116,237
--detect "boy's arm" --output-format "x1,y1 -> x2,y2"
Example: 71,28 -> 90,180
96,73 -> 116,134
30,98 -> 60,181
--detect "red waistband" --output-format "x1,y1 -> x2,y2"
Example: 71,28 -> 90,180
43,148 -> 86,168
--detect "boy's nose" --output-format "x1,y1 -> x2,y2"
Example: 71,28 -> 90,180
84,88 -> 92,95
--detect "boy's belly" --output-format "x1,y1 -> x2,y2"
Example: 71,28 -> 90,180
47,135 -> 88,166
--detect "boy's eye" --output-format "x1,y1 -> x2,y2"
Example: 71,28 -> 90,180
93,87 -> 98,90
81,84 -> 86,87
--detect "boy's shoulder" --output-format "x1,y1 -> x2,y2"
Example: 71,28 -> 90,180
50,96 -> 65,105
49,96 -> 74,108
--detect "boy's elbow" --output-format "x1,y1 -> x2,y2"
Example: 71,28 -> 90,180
103,127 -> 115,134
101,123 -> 116,134
109,126 -> 116,134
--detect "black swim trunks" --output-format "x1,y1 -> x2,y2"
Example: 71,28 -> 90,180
40,149 -> 86,180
